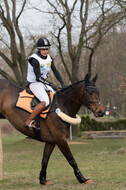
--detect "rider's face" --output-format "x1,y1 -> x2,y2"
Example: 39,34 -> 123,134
40,49 -> 49,57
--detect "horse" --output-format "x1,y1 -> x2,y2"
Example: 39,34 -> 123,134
0,74 -> 104,185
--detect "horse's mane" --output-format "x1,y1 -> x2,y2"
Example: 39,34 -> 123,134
57,80 -> 84,94
57,76 -> 98,95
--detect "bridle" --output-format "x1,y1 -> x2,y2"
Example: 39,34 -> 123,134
54,81 -> 102,115
83,85 -> 103,115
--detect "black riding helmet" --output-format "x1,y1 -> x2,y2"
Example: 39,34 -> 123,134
37,38 -> 51,49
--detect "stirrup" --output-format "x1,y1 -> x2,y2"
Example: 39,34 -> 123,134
28,120 -> 36,129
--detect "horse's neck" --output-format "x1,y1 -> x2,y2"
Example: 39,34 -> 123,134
57,82 -> 83,117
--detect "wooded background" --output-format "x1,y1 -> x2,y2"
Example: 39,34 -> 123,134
0,0 -> 126,117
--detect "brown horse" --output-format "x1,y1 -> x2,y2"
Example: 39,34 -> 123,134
0,74 -> 104,185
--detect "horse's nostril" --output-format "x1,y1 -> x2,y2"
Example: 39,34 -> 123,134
97,110 -> 105,117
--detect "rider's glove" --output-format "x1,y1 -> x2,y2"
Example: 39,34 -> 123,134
39,77 -> 57,91
49,83 -> 58,91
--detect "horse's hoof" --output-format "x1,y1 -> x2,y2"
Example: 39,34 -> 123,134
45,180 -> 53,185
85,179 -> 93,184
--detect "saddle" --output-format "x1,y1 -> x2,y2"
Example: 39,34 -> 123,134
16,89 -> 55,119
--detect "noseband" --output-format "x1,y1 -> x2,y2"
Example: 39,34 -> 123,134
83,85 -> 103,114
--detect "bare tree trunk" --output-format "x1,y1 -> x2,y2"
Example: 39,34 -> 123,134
0,126 -> 3,180
72,61 -> 79,82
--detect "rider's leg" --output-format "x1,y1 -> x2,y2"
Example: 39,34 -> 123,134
25,101 -> 46,128
24,82 -> 53,128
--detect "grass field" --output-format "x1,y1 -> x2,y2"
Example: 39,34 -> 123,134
0,133 -> 126,190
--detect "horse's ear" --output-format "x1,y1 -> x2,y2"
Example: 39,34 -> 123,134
92,74 -> 98,83
84,74 -> 89,85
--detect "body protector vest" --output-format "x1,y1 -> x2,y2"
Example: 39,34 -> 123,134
27,53 -> 52,83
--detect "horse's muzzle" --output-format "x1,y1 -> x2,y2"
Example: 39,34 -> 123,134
95,110 -> 105,117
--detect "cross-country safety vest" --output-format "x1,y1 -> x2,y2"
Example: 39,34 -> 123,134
27,53 -> 52,83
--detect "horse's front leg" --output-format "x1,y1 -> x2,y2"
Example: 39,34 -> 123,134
57,138 -> 93,184
39,142 -> 55,185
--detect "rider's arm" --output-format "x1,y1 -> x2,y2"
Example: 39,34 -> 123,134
29,58 -> 41,81
51,59 -> 65,87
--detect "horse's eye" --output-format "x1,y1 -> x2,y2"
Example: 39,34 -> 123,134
88,91 -> 93,95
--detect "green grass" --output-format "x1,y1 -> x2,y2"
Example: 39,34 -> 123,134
0,134 -> 126,190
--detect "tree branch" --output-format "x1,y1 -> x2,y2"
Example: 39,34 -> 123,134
0,68 -> 15,82
52,23 -> 72,82
16,0 -> 26,20
0,51 -> 13,68
115,0 -> 126,11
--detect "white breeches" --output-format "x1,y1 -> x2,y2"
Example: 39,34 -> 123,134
29,82 -> 55,106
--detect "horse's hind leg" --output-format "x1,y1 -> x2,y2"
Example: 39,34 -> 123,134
39,142 -> 55,185
57,138 -> 93,184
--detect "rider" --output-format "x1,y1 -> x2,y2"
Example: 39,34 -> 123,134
25,37 -> 65,128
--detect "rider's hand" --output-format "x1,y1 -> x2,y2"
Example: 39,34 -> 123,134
50,83 -> 58,91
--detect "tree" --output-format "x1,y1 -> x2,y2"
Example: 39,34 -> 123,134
0,0 -> 36,86
118,76 -> 126,95
0,126 -> 2,180
0,0 -> 126,86
114,0 -> 126,11
34,0 -> 126,82
93,30 -> 126,117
